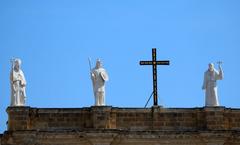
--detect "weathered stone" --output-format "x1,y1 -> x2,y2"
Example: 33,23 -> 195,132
1,106 -> 240,145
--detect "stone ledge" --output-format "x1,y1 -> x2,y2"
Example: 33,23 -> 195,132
3,129 -> 240,139
1,129 -> 240,145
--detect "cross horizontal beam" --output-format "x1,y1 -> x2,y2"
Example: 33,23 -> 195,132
140,61 -> 169,65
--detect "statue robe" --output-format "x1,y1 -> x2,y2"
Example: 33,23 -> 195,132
202,68 -> 223,106
91,67 -> 109,106
10,69 -> 26,106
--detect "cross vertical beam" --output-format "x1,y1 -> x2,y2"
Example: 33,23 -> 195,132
140,48 -> 170,106
152,49 -> 158,106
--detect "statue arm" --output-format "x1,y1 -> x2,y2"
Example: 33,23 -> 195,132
10,71 -> 18,85
19,71 -> 26,86
217,66 -> 223,80
90,72 -> 96,85
22,71 -> 27,85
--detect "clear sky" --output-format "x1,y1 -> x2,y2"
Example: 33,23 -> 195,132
0,0 -> 240,133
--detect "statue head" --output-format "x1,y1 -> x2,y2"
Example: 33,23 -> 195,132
13,58 -> 21,71
96,59 -> 102,69
208,63 -> 214,72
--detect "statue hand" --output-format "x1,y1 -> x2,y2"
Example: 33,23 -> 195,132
20,81 -> 26,87
219,65 -> 222,70
217,61 -> 223,69
91,73 -> 95,79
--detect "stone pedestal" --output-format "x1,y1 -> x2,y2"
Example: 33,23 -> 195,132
204,107 -> 227,130
91,106 -> 116,129
7,106 -> 31,131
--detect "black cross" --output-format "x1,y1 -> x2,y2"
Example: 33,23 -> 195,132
140,48 -> 170,106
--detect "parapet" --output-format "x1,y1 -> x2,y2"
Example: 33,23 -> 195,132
6,106 -> 240,131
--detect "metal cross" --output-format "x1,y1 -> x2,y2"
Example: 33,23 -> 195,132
140,48 -> 170,106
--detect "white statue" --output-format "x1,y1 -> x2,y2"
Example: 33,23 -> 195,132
10,58 -> 27,106
90,59 -> 109,106
202,62 -> 223,106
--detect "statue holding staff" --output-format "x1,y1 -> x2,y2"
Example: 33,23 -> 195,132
202,62 -> 223,106
89,59 -> 109,106
10,58 -> 27,106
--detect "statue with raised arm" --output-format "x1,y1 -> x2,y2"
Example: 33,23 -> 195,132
202,62 -> 223,106
10,58 -> 27,106
90,59 -> 109,106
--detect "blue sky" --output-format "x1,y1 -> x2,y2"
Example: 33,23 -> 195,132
0,0 -> 240,133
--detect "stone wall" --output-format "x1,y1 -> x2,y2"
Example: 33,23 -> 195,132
5,106 -> 240,131
1,106 -> 240,145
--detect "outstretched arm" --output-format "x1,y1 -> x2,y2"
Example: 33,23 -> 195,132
217,65 -> 223,80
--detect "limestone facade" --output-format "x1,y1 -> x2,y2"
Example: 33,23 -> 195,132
1,106 -> 240,145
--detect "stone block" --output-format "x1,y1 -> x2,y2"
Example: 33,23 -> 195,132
204,107 -> 227,130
